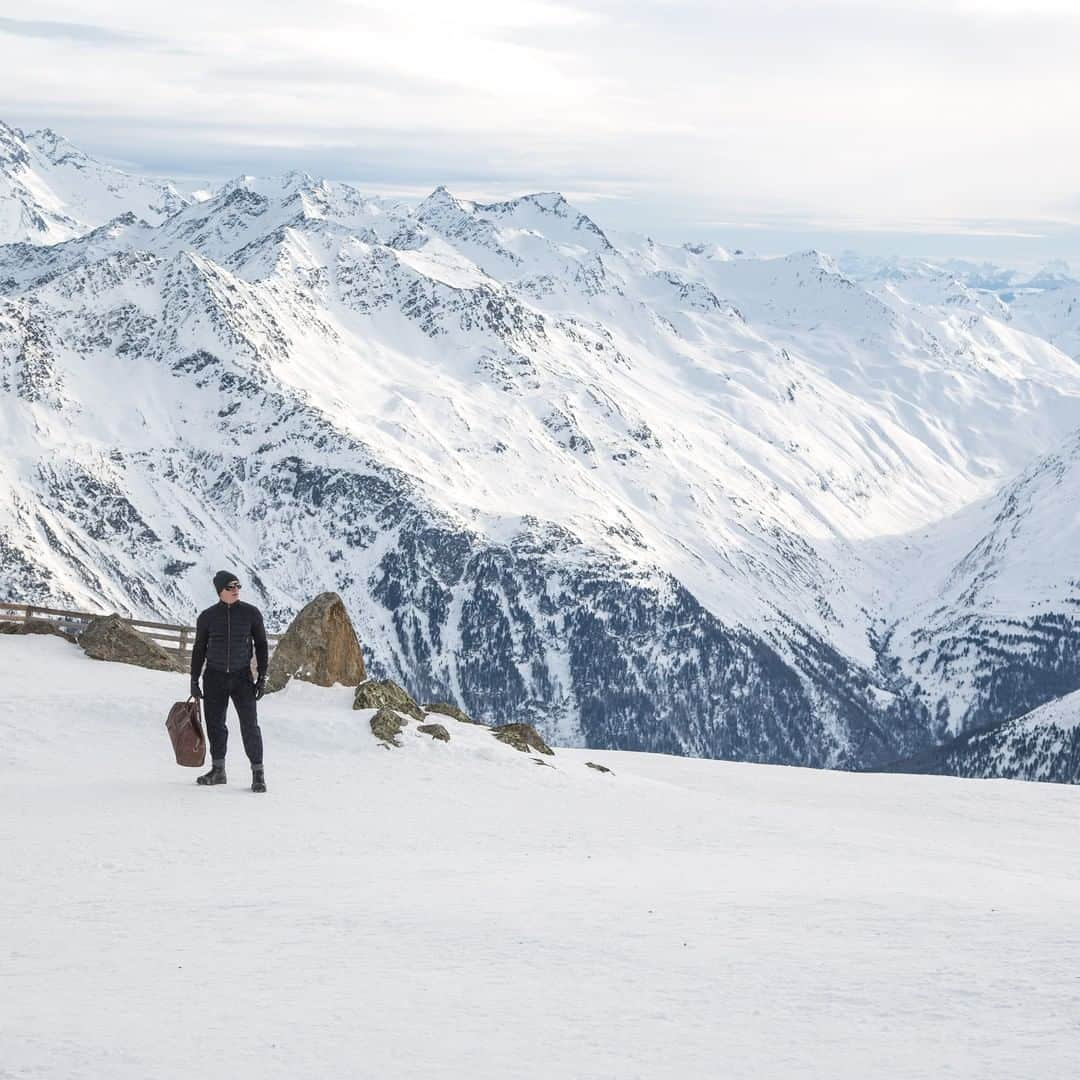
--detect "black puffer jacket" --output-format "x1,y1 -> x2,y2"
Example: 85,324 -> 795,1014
190,600 -> 269,678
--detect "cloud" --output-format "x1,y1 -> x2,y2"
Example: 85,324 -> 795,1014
0,16 -> 144,46
698,214 -> 1048,240
2,0 -> 1079,253
209,58 -> 466,97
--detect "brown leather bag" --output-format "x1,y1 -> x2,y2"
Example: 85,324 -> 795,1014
166,697 -> 206,767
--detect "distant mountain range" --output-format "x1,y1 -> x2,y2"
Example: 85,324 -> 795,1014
0,122 -> 193,244
3,119 -> 1079,777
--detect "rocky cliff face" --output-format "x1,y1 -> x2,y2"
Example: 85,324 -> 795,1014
3,124 -> 1080,770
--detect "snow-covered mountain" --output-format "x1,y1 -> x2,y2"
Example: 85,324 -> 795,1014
844,251 -> 1080,364
0,121 -> 192,245
881,688 -> 1080,783
883,429 -> 1080,740
3,124 -> 1080,772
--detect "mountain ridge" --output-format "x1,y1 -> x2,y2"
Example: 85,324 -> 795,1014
3,122 -> 1080,773
0,120 -> 193,245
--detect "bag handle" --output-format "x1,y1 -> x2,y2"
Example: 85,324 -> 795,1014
187,695 -> 205,740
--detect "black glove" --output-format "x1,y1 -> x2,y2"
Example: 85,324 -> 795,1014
254,675 -> 266,701
190,677 -> 203,700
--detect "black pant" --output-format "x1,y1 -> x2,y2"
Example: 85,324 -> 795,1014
203,668 -> 263,767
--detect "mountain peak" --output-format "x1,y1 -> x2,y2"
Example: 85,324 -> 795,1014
417,185 -> 469,214
785,249 -> 837,271
682,241 -> 731,261
217,172 -> 321,203
518,191 -> 569,214
0,119 -> 192,245
0,119 -> 29,168
25,127 -> 89,168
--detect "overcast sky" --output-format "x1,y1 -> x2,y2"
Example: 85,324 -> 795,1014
3,0 -> 1080,256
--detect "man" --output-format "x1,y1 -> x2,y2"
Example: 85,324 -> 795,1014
190,570 -> 269,793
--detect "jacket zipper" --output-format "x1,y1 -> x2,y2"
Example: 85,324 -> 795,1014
226,604 -> 231,672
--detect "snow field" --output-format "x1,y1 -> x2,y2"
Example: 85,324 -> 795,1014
2,635 -> 1079,1079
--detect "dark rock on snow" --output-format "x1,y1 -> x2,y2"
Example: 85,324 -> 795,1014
492,722 -> 554,755
423,700 -> 482,725
417,722 -> 451,742
0,618 -> 77,643
370,706 -> 407,747
354,678 -> 425,721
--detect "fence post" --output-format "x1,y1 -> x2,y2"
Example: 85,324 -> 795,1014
25,605 -> 34,622
178,627 -> 189,660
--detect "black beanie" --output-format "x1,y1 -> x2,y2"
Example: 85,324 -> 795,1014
213,570 -> 239,593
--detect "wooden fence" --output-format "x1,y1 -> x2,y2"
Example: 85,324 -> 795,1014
0,601 -> 282,664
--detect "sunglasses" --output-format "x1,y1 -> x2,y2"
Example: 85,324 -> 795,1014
224,584 -> 241,591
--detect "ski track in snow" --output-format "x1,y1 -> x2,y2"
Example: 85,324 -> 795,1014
2,637 -> 1079,1079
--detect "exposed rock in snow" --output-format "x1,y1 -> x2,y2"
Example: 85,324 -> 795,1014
417,721 -> 451,742
265,590 -> 366,693
492,723 -> 554,756
369,705 -> 407,747
79,613 -> 183,672
423,700 -> 480,725
353,679 -> 425,722
0,617 -> 76,642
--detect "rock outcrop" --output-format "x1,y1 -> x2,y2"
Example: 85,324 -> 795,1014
423,700 -> 482,725
353,679 -> 425,721
491,723 -> 554,756
266,592 -> 365,693
417,722 -> 450,742
370,706 -> 406,747
79,614 -> 184,671
0,618 -> 77,642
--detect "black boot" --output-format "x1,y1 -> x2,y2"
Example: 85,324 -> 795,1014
197,761 -> 227,786
251,766 -> 266,794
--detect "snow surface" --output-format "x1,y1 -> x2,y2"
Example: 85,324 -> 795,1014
3,635 -> 1079,1079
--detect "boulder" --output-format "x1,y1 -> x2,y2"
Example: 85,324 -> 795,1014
423,700 -> 482,725
491,723 -> 554,756
79,614 -> 184,672
370,706 -> 406,747
417,722 -> 450,743
353,679 -> 424,722
0,618 -> 77,643
266,592 -> 365,693
585,761 -> 613,774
